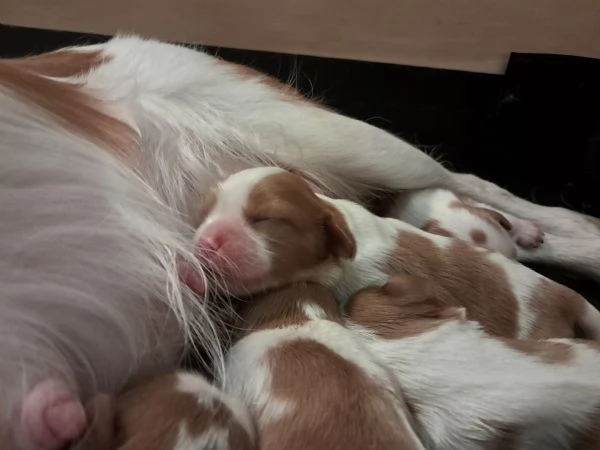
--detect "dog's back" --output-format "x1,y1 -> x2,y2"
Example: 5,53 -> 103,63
347,277 -> 600,450
224,283 -> 423,450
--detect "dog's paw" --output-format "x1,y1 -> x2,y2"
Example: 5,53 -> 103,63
512,218 -> 545,249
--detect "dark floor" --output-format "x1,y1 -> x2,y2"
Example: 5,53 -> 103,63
1,24 -> 600,299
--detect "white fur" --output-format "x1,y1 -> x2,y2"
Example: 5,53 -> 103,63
448,173 -> 600,281
176,372 -> 256,440
349,319 -> 600,450
317,196 -> 599,339
223,307 -> 423,448
175,425 -> 229,450
2,34 -> 599,449
390,188 -> 518,257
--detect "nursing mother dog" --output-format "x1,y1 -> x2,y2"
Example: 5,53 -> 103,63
2,34 -> 600,450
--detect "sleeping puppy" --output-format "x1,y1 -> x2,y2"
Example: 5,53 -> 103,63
223,282 -> 424,450
72,371 -> 257,450
185,166 -> 600,340
389,188 -> 545,258
346,275 -> 600,450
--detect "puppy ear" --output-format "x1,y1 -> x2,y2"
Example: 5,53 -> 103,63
72,394 -> 117,450
474,207 -> 513,232
323,207 -> 356,260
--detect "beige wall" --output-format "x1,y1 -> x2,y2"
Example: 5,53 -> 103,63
2,0 -> 599,73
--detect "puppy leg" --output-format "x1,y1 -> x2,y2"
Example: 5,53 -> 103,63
20,379 -> 86,450
464,201 -> 545,250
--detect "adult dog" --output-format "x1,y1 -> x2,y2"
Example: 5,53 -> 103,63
1,35 -> 598,449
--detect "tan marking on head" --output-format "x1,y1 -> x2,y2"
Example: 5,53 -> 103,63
451,199 -> 513,232
0,59 -> 136,158
347,275 -> 465,339
470,228 -> 488,245
7,49 -> 108,78
528,279 -> 587,339
269,161 -> 333,196
264,339 -> 420,449
501,338 -> 574,364
237,282 -> 341,334
245,171 -> 355,283
386,232 -> 520,338
422,219 -> 455,238
114,374 -> 257,450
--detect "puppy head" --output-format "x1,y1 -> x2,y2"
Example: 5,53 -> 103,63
191,167 -> 356,295
346,275 -> 465,338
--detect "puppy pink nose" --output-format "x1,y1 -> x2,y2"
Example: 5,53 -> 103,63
197,236 -> 223,252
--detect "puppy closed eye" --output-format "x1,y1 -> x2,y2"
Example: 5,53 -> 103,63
250,216 -> 279,224
249,216 -> 295,233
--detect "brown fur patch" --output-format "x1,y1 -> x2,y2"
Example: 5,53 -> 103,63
501,339 -> 574,364
528,279 -> 587,339
245,171 -> 355,282
0,56 -> 136,158
470,228 -> 488,245
347,275 -> 464,339
386,232 -> 520,338
115,374 -> 256,450
422,219 -> 455,238
238,282 -> 342,333
264,339 -> 420,450
7,49 -> 107,78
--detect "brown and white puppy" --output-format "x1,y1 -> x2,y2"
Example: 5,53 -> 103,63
72,371 -> 257,450
223,282 -> 424,450
346,275 -> 600,450
188,167 -> 600,340
388,188 -> 545,258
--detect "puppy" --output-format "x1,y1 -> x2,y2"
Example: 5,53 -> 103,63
73,371 -> 257,450
389,188 -> 545,258
223,282 -> 424,450
346,275 -> 600,450
188,167 -> 600,340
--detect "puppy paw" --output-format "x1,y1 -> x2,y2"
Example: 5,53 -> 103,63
512,219 -> 545,249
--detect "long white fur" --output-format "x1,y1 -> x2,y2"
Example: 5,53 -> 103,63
2,33 -> 599,448
349,318 -> 600,450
